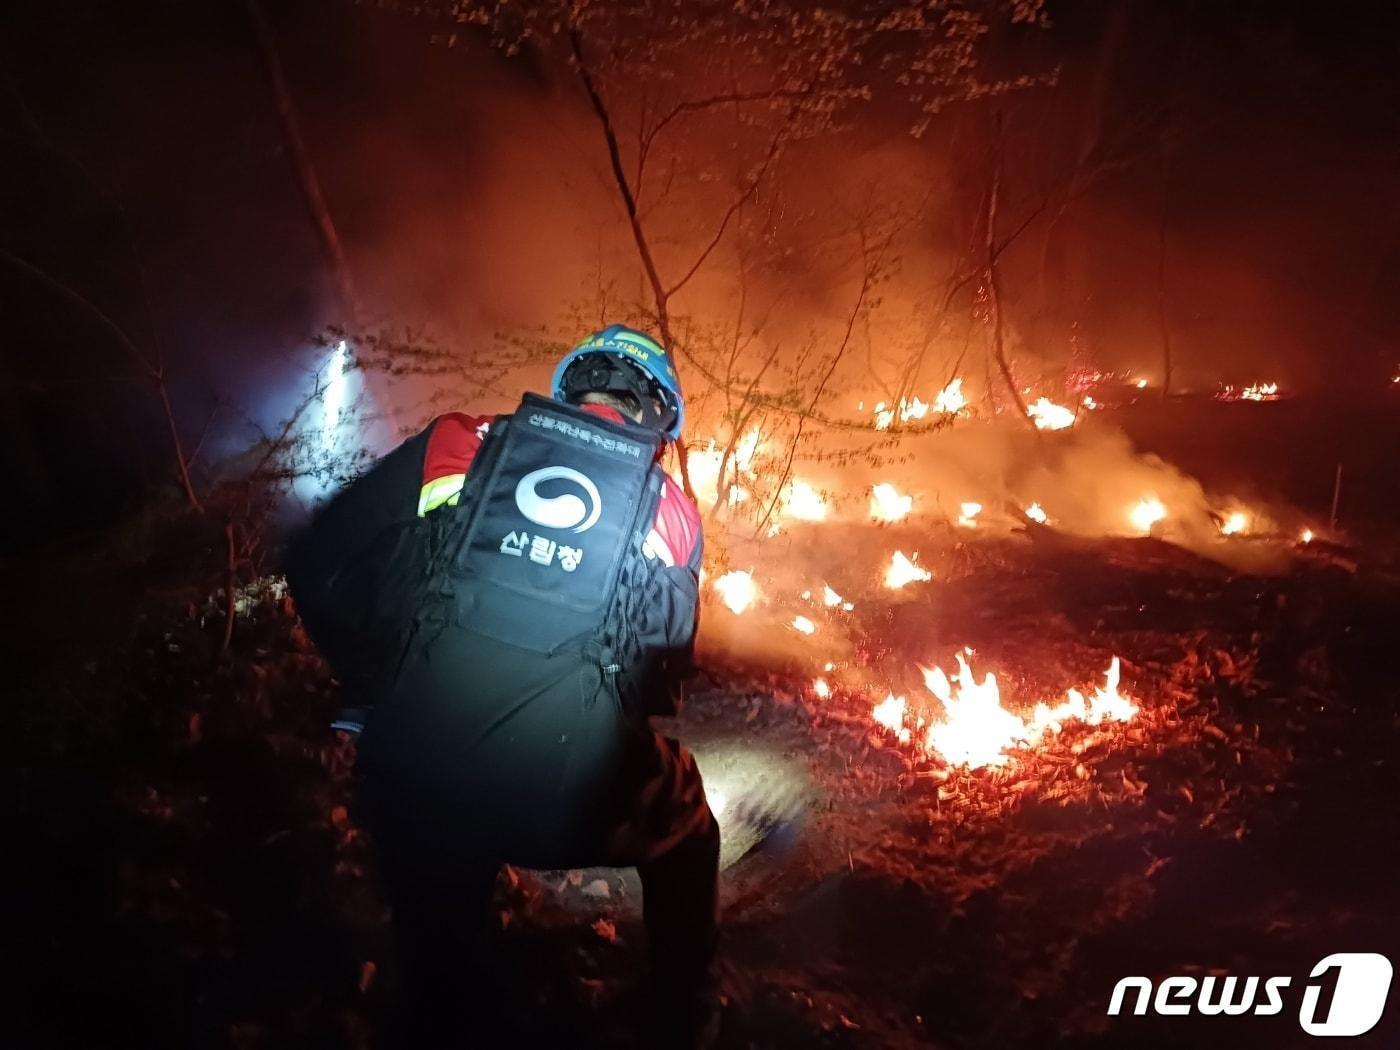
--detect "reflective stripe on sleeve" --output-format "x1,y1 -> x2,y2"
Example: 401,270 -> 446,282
417,472 -> 466,517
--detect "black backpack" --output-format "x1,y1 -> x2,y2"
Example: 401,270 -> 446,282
439,392 -> 666,657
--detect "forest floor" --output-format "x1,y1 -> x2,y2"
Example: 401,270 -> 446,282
6,520 -> 1400,1050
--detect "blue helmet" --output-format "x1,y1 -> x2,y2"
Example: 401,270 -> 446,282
551,324 -> 685,440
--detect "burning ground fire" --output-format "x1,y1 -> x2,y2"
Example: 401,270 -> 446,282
862,644 -> 1139,769
689,380 -> 1320,775
870,653 -> 1138,768
917,652 -> 1136,768
706,540 -> 1142,771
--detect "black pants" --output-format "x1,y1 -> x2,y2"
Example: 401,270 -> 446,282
361,729 -> 719,1046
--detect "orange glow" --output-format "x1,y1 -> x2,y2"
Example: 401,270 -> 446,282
784,479 -> 828,521
1027,397 -> 1076,430
713,570 -> 758,614
870,482 -> 913,522
872,693 -> 912,744
933,377 -> 967,415
1129,497 -> 1167,535
1220,510 -> 1249,536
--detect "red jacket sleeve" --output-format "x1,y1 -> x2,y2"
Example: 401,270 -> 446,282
651,477 -> 704,574
422,412 -> 490,484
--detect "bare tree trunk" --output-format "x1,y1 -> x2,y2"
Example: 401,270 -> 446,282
157,369 -> 205,512
244,0 -> 361,326
569,27 -> 699,503
985,115 -> 1033,427
1156,202 -> 1174,401
755,232 -> 888,536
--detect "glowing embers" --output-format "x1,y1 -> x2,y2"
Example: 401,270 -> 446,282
1129,497 -> 1167,535
1217,382 -> 1282,402
872,651 -> 1138,770
1024,502 -> 1049,525
713,569 -> 758,614
870,483 -> 913,522
1026,397 -> 1076,430
884,550 -> 932,589
957,502 -> 982,528
791,615 -> 816,635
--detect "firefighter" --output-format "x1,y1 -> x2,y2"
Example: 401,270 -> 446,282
285,325 -> 719,1047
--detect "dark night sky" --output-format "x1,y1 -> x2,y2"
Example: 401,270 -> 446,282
2,0 -> 1398,507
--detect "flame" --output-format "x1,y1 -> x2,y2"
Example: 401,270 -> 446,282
784,479 -> 828,521
870,482 -> 913,522
1027,397 -> 1076,430
876,653 -> 1140,769
1130,497 -> 1167,535
957,501 -> 982,528
884,550 -> 932,589
875,399 -> 919,429
872,693 -> 911,743
933,377 -> 967,414
922,655 -> 1029,768
1024,502 -> 1049,524
1082,395 -> 1099,410
714,570 -> 758,614
1300,528 -> 1314,544
1026,657 -> 1138,736
682,430 -> 763,507
791,615 -> 816,635
812,677 -> 831,698
822,584 -> 854,611
873,381 -> 967,429
1220,510 -> 1249,536
1135,378 -> 1149,389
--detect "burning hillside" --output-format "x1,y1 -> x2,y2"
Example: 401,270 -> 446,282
8,0 -> 1400,1044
